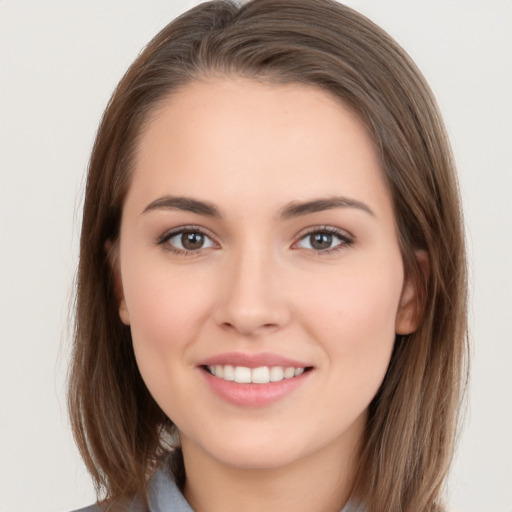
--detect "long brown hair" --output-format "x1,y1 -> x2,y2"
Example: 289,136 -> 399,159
68,1 -> 468,510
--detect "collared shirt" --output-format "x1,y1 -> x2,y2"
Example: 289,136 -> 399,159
72,462 -> 363,512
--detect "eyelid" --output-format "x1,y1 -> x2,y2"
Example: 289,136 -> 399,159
292,225 -> 354,253
156,225 -> 220,254
155,224 -> 353,256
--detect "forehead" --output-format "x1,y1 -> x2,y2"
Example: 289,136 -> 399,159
127,77 -> 391,219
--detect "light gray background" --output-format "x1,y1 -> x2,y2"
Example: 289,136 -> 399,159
0,1 -> 510,511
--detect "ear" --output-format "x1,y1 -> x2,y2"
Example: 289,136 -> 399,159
105,240 -> 131,326
395,250 -> 429,335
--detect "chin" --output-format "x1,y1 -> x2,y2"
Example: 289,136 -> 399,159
179,424 -> 309,471
217,445 -> 300,471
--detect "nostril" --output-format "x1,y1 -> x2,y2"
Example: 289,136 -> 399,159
214,300 -> 291,336
218,318 -> 280,336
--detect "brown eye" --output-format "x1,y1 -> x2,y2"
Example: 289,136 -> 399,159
310,233 -> 333,250
181,232 -> 205,250
164,229 -> 216,253
295,228 -> 352,253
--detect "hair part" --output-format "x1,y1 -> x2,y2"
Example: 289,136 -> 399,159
68,1 -> 468,510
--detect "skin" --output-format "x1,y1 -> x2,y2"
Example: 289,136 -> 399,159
114,78 -> 421,512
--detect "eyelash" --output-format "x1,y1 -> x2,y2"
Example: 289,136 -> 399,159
293,226 -> 354,255
156,225 -> 218,256
156,225 -> 354,256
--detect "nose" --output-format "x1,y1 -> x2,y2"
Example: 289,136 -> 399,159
213,245 -> 291,337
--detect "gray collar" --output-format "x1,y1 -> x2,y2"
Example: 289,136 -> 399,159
147,462 -> 363,512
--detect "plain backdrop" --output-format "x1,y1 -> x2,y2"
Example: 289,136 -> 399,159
0,1 -> 511,511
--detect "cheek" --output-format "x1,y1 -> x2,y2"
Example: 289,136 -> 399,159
128,280 -> 186,347
123,250 -> 212,338
120,258 -> 214,400
302,257 -> 403,371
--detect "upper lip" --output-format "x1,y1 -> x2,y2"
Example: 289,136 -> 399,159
198,351 -> 311,369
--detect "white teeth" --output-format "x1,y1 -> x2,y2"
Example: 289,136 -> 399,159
283,367 -> 295,379
223,365 -> 235,381
207,365 -> 306,384
234,366 -> 252,383
251,366 -> 270,384
269,366 -> 284,382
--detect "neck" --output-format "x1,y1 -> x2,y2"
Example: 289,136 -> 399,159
181,423 -> 363,512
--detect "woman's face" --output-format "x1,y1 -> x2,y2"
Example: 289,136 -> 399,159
115,78 -> 419,471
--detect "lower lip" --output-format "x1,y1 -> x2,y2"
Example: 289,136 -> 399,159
200,368 -> 311,407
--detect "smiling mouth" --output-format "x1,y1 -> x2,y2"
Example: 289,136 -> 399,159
203,365 -> 312,384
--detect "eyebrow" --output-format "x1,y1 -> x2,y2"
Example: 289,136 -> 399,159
279,196 -> 375,219
142,196 -> 221,217
141,194 -> 374,219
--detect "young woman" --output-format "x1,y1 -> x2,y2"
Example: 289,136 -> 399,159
68,1 -> 468,511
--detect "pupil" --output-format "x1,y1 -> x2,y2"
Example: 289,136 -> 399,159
311,233 -> 332,250
182,232 -> 204,250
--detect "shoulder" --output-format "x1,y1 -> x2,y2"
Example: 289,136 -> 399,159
341,501 -> 366,512
69,454 -> 191,512
68,499 -> 145,512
